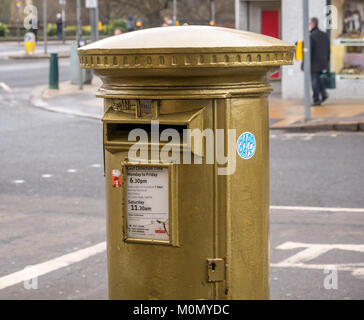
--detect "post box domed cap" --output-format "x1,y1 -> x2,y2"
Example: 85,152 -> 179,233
78,26 -> 294,70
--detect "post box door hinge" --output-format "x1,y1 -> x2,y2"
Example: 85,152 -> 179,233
207,258 -> 225,282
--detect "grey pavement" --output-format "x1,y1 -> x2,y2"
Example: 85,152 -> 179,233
30,79 -> 103,120
28,78 -> 364,132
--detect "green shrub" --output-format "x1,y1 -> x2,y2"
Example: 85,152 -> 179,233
65,25 -> 77,36
81,25 -> 91,36
65,25 -> 90,36
47,24 -> 57,37
0,22 -> 9,37
107,18 -> 126,35
62,23 -> 117,38
99,25 -> 109,36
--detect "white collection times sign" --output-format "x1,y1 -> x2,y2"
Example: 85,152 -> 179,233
126,166 -> 169,241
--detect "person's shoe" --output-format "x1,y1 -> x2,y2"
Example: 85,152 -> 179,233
321,95 -> 329,104
312,101 -> 321,106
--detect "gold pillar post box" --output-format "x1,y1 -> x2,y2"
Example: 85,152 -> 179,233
78,26 -> 294,300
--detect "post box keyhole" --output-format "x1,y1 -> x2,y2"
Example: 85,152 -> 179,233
211,262 -> 216,271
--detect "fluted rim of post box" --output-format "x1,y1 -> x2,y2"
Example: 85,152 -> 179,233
78,26 -> 294,70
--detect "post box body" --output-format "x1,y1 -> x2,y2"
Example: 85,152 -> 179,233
78,26 -> 294,300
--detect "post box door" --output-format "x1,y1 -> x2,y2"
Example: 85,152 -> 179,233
104,100 -> 223,300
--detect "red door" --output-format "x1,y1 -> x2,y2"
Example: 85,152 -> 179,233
261,10 -> 280,79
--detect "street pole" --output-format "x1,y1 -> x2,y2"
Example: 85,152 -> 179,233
85,0 -> 98,84
172,0 -> 177,26
90,8 -> 95,42
95,0 -> 99,40
210,0 -> 215,24
303,0 -> 311,121
16,1 -> 21,46
88,0 -> 99,42
89,1 -> 99,42
76,0 -> 82,41
327,0 -> 332,75
77,0 -> 83,89
43,0 -> 47,54
61,1 -> 66,44
235,0 -> 240,30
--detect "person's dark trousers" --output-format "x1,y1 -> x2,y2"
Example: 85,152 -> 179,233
30,29 -> 37,42
311,71 -> 328,104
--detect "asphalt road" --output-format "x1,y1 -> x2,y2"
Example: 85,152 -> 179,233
0,56 -> 363,300
0,41 -> 71,87
0,85 -> 106,299
0,41 -> 71,57
269,131 -> 364,300
0,58 -> 70,87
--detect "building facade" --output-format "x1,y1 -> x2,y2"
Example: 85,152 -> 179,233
235,0 -> 364,100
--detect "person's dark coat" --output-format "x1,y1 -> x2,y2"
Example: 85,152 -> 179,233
29,17 -> 40,41
56,19 -> 63,33
310,27 -> 330,73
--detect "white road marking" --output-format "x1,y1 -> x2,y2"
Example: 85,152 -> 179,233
271,132 -> 344,141
270,205 -> 364,213
0,242 -> 106,290
271,242 -> 364,280
91,164 -> 101,168
13,180 -> 25,184
278,133 -> 318,140
302,134 -> 314,141
67,169 -> 77,173
41,174 -> 53,178
0,82 -> 12,92
0,198 -> 361,289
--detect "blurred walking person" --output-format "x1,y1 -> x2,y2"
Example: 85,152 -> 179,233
56,13 -> 63,40
114,28 -> 123,35
126,16 -> 135,32
310,17 -> 330,106
29,14 -> 39,42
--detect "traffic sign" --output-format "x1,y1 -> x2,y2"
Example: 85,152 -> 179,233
85,0 -> 97,8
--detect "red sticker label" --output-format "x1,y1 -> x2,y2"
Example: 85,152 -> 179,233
112,169 -> 121,188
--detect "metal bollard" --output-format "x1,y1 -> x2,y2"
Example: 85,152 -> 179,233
49,53 -> 59,89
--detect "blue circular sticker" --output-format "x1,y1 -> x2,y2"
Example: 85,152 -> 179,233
237,132 -> 256,159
